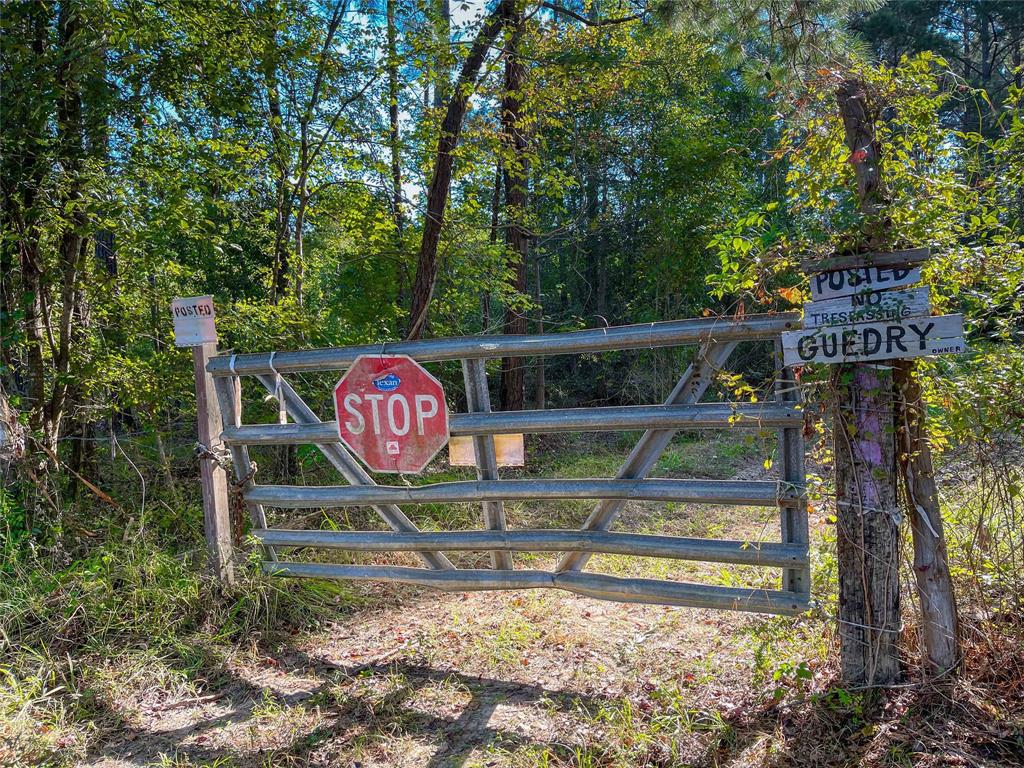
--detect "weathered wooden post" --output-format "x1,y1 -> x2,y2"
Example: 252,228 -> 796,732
832,349 -> 902,684
788,266 -> 965,685
833,79 -> 903,685
781,79 -> 964,684
837,77 -> 961,679
172,296 -> 234,586
895,358 -> 961,675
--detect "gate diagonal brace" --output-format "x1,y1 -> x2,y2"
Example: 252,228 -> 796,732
255,374 -> 454,570
461,359 -> 513,570
557,341 -> 738,573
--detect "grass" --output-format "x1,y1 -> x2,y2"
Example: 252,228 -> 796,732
2,431 -> 1023,766
0,517 -> 361,767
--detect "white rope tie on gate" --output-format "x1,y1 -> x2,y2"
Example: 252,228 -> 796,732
268,350 -> 286,424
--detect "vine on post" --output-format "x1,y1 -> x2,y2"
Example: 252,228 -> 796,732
829,78 -> 903,686
828,77 -> 960,684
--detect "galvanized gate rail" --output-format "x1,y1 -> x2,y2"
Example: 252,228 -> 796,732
208,313 -> 810,615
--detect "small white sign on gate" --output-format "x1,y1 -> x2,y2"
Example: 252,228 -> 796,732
171,295 -> 217,347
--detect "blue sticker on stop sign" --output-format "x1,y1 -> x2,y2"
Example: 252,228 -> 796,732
372,372 -> 401,391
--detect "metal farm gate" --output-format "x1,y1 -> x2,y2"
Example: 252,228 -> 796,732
206,314 -> 810,616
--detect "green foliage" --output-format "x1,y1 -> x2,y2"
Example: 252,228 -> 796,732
0,535 -> 347,664
709,53 -> 1024,336
1,2 -> 1023,764
659,0 -> 885,85
532,23 -> 775,324
922,345 -> 1024,610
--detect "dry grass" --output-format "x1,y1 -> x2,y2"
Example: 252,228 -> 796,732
2,432 -> 1022,767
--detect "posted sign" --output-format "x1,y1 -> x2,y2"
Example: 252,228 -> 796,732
333,355 -> 449,474
786,253 -> 966,366
171,296 -> 217,347
810,266 -> 922,301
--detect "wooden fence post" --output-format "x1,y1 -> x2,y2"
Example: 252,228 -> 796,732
831,77 -> 961,682
895,360 -> 961,675
833,79 -> 902,685
833,363 -> 902,685
193,341 -> 234,586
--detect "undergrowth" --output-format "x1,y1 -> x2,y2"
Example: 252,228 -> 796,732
0,516 -> 356,766
2,416 -> 1023,766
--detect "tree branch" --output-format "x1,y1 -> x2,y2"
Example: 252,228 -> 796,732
540,1 -> 643,27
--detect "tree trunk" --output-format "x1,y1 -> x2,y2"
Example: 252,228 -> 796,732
595,179 -> 609,402
387,0 -> 408,328
406,2 -> 508,340
533,249 -> 545,409
484,160 -> 502,331
66,238 -> 93,498
266,74 -> 293,302
386,0 -> 405,239
1015,40 -> 1024,224
41,0 -> 91,455
294,148 -> 308,308
499,11 -> 529,411
834,79 -> 902,686
894,360 -> 961,675
72,33 -> 113,493
582,167 -> 608,402
154,422 -> 177,498
833,364 -> 902,685
21,237 -> 48,444
259,3 -> 294,304
977,3 -> 992,138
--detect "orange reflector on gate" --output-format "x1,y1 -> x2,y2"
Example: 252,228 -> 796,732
448,434 -> 525,467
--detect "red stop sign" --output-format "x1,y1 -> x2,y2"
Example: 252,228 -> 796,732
333,355 -> 450,474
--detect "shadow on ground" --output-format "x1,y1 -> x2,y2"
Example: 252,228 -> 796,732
86,642 -> 620,767
77,615 -> 1024,767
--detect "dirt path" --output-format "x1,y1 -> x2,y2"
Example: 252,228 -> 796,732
69,478 -> 1017,767
7,441 -> 1007,767
83,581 -> 819,767
78,447 -> 829,766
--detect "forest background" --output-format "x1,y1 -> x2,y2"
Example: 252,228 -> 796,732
1,0 -> 1023,765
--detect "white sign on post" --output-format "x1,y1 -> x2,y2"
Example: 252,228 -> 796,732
803,287 -> 931,328
793,251 -> 966,366
171,295 -> 217,347
810,266 -> 922,301
782,314 -> 965,366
